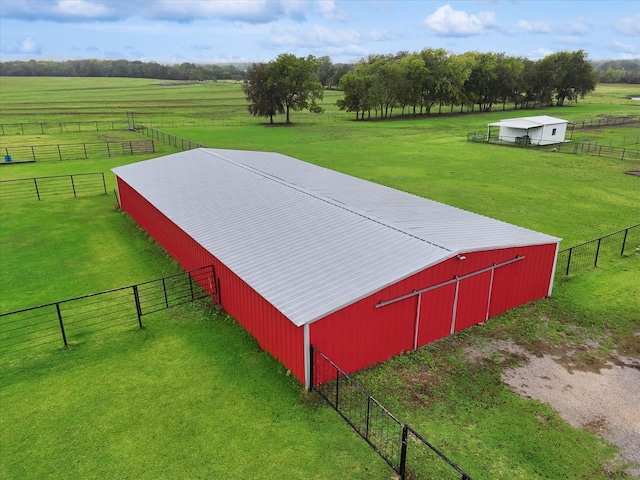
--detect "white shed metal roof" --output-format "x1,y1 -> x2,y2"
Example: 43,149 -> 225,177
488,115 -> 568,129
113,148 -> 560,326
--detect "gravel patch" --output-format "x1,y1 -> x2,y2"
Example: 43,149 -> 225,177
502,353 -> 640,477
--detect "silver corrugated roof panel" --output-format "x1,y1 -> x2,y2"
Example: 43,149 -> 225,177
113,148 -> 559,326
488,115 -> 568,130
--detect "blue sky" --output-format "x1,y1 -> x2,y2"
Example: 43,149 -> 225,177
0,0 -> 638,64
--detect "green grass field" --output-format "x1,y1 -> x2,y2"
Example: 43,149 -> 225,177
0,78 -> 639,479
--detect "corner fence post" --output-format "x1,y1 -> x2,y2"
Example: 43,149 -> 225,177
335,369 -> 340,410
399,425 -> 408,480
133,285 -> 143,328
309,345 -> 315,392
56,303 -> 68,346
594,238 -> 602,267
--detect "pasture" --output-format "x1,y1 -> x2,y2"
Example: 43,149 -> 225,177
0,78 -> 639,479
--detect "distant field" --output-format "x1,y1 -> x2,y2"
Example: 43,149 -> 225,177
0,78 -> 639,479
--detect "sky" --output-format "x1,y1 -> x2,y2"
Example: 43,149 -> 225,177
0,0 -> 638,65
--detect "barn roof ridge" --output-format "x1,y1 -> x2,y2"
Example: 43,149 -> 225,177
200,148 -> 454,254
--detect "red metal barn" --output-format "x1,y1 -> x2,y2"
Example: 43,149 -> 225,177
113,148 -> 560,388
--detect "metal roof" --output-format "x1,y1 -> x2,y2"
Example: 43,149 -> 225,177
113,148 -> 560,327
488,115 -> 568,130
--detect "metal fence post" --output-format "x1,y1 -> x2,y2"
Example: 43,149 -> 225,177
70,175 -> 77,198
189,274 -> 194,300
133,285 -> 143,328
399,425 -> 408,480
33,178 -> 41,201
594,238 -> 602,267
621,228 -> 629,256
335,369 -> 340,410
56,303 -> 68,346
565,247 -> 572,275
162,277 -> 169,308
101,172 -> 107,195
365,396 -> 371,440
309,345 -> 315,392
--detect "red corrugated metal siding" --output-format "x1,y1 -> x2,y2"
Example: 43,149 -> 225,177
116,177 -> 306,383
311,244 -> 557,383
417,284 -> 456,345
455,271 -> 492,332
488,243 -> 557,316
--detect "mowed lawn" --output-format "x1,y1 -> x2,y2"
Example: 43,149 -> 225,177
1,78 -> 639,479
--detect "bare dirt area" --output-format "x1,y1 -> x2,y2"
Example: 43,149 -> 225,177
465,337 -> 640,477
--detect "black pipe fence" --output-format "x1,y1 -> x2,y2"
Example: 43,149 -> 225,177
567,141 -> 640,161
311,346 -> 472,480
0,173 -> 107,202
1,140 -> 155,162
556,224 -> 639,276
0,120 -> 130,135
134,124 -> 207,151
0,265 -> 219,357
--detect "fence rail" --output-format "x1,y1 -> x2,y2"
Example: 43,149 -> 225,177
134,124 -> 206,151
556,224 -> 639,276
0,265 -> 219,357
311,346 -> 472,480
0,120 -> 130,135
1,140 -> 155,162
0,172 -> 107,201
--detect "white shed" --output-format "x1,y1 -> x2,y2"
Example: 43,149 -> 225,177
487,115 -> 570,146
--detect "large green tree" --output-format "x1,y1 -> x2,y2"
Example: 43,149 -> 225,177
242,62 -> 284,124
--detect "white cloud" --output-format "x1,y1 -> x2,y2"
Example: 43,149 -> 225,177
611,39 -> 637,54
316,0 -> 346,21
564,19 -> 590,36
268,24 -> 360,48
190,44 -> 212,51
555,35 -> 588,46
0,0 -> 308,24
526,47 -> 554,61
517,20 -> 550,34
0,36 -> 43,54
615,12 -> 640,35
423,4 -> 498,37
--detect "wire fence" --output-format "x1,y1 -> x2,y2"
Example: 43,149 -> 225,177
0,120 -> 130,135
556,224 -> 639,276
0,173 -> 107,201
577,133 -> 640,149
1,140 -> 155,163
311,346 -> 472,480
573,115 -> 639,129
0,265 -> 219,357
468,133 -> 640,161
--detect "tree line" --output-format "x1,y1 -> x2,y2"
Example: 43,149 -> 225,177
0,59 -> 246,81
336,49 -> 596,120
593,59 -> 640,84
